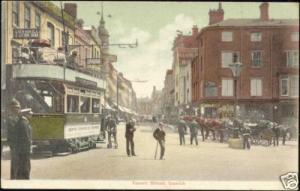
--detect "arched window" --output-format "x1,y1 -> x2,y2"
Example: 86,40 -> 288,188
47,22 -> 55,47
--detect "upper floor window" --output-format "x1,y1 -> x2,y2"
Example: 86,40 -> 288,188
290,76 -> 299,97
24,6 -> 31,28
35,12 -> 41,29
47,22 -> 55,47
221,78 -> 233,96
12,1 -> 19,27
222,31 -> 233,42
279,75 -> 298,97
221,51 -> 240,68
250,78 -> 262,96
280,76 -> 289,96
251,32 -> 262,42
251,51 -> 262,68
291,32 -> 299,42
286,51 -> 299,68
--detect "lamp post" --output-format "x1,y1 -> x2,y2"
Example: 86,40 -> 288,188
116,72 -> 122,119
228,54 -> 243,119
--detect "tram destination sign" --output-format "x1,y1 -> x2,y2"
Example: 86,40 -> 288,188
86,58 -> 101,65
13,28 -> 40,39
75,77 -> 97,88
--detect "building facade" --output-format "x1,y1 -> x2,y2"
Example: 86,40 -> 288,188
2,1 -> 76,67
192,3 -> 299,123
172,26 -> 198,114
161,69 -> 176,121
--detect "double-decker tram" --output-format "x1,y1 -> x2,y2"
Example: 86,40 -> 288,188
9,62 -> 106,156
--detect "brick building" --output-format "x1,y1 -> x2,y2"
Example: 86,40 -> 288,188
192,3 -> 299,123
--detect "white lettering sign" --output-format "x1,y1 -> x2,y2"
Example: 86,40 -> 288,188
86,58 -> 101,65
64,124 -> 100,139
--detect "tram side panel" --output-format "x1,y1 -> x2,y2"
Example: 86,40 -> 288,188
64,113 -> 102,151
30,113 -> 102,154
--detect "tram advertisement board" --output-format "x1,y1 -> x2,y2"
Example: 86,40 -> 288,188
13,28 -> 40,39
64,124 -> 101,139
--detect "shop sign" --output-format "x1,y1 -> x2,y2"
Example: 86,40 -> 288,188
13,29 -> 40,39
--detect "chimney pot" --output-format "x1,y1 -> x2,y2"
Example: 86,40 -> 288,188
259,2 -> 269,21
208,3 -> 224,25
192,25 -> 198,36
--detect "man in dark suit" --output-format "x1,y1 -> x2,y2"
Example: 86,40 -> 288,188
153,123 -> 166,160
177,118 -> 186,145
107,117 -> 118,149
125,120 -> 136,156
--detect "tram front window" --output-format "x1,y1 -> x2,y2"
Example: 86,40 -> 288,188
80,97 -> 90,113
67,95 -> 79,113
92,98 -> 100,113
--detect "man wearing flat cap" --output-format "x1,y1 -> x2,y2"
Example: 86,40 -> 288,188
7,99 -> 32,179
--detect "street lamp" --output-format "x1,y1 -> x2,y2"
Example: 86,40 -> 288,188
228,54 -> 243,119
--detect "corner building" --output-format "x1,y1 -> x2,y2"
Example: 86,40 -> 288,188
192,3 -> 299,123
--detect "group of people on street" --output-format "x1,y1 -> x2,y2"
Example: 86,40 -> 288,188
175,116 -> 253,150
4,97 -> 293,180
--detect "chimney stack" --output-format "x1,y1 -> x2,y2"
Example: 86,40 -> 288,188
259,2 -> 269,21
64,3 -> 77,19
192,25 -> 198,37
208,2 -> 224,25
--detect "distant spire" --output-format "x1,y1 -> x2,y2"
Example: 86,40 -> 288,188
100,2 -> 105,25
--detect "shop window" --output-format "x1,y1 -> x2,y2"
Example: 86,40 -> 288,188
80,97 -> 90,113
67,95 -> 79,112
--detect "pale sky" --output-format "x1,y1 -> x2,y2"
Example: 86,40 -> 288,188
64,1 -> 299,98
